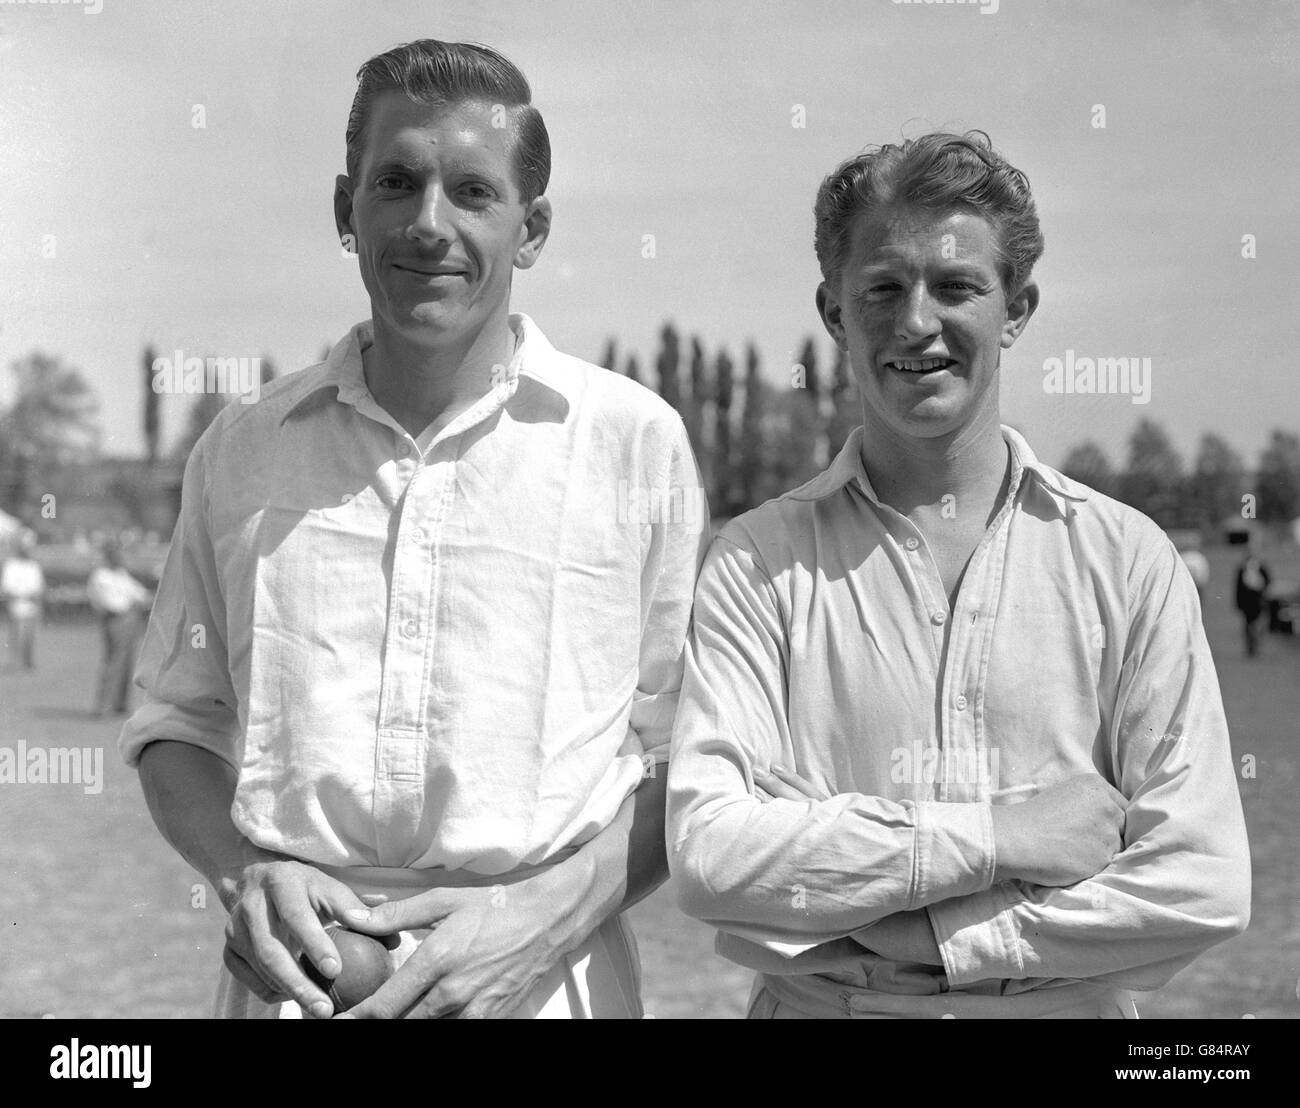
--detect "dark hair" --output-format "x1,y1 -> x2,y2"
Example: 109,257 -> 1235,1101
813,130 -> 1044,292
346,39 -> 550,201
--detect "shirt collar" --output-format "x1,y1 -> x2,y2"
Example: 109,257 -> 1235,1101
281,312 -> 570,424
803,422 -> 1090,515
1000,424 -> 1090,511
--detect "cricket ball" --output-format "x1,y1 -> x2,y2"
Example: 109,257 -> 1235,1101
301,925 -> 398,1012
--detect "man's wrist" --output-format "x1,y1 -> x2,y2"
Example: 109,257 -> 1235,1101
527,846 -> 610,958
214,840 -> 287,913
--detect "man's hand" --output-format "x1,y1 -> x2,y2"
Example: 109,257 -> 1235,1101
754,765 -> 944,965
339,766 -> 668,1019
754,764 -> 829,802
222,858 -> 374,1019
991,773 -> 1127,887
334,879 -> 568,1019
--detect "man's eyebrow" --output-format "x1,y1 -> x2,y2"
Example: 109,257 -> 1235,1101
443,159 -> 510,188
367,156 -> 423,177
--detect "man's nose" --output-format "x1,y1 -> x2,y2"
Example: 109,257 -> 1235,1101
406,183 -> 454,244
895,283 -> 941,341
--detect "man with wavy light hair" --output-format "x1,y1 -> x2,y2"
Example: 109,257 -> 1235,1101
124,39 -> 707,1019
668,131 -> 1250,1018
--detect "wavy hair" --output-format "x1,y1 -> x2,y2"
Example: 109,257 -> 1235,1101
814,130 -> 1043,292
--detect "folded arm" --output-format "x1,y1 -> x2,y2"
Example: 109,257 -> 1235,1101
927,542 -> 1252,990
666,535 -> 998,953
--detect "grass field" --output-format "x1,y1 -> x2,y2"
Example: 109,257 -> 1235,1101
1,543 -> 1297,1019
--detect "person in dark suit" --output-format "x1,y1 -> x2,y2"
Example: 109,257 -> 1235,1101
1234,540 -> 1271,657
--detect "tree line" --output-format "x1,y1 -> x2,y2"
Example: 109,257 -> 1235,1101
608,323 -> 1300,530
2,335 -> 1299,535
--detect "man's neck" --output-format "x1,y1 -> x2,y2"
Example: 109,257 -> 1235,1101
859,405 -> 1010,520
364,313 -> 517,439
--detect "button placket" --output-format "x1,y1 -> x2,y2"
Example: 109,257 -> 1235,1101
377,461 -> 440,736
937,556 -> 977,802
896,527 -> 948,653
944,502 -> 1015,802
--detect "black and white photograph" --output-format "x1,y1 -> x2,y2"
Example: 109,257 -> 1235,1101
0,0 -> 1296,1068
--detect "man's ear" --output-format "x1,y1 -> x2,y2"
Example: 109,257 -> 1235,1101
514,196 -> 552,270
816,281 -> 847,350
334,174 -> 356,249
1000,279 -> 1039,349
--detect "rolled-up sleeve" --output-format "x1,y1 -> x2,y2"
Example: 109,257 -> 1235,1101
667,532 -> 997,953
118,431 -> 240,769
929,541 -> 1251,988
628,418 -> 711,767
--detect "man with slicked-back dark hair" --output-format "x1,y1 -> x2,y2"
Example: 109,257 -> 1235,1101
124,39 -> 708,1019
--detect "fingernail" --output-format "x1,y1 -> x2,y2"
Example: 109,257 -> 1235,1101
320,957 -> 339,976
309,1001 -> 332,1019
343,908 -> 370,921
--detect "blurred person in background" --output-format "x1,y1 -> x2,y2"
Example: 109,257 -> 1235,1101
1,528 -> 45,671
1234,534 -> 1271,658
88,538 -> 153,715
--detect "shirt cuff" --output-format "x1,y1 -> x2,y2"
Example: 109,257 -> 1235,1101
118,695 -> 239,769
928,884 -> 1026,986
914,800 -> 998,905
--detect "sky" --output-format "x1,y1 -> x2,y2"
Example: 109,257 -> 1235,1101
1,0 -> 1298,467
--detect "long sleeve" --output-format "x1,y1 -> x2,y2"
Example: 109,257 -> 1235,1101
928,540 -> 1251,989
118,431 -> 240,769
666,533 -> 997,953
628,419 -> 711,766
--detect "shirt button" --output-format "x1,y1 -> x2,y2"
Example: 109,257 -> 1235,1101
931,611 -> 947,626
397,442 -> 411,457
954,694 -> 969,711
340,493 -> 353,504
403,619 -> 418,638
904,536 -> 920,551
411,527 -> 426,544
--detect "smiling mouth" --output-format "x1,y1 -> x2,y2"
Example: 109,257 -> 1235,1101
885,357 -> 956,374
393,264 -> 469,278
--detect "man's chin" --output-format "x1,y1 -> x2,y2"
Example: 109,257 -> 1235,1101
881,397 -> 978,440
874,376 -> 996,438
383,301 -> 474,341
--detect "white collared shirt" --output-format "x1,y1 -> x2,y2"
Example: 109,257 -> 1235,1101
667,425 -> 1249,1014
120,314 -> 709,873
1,556 -> 44,619
87,565 -> 151,614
